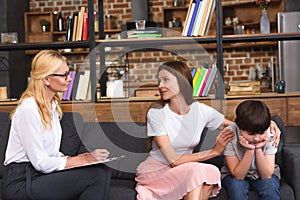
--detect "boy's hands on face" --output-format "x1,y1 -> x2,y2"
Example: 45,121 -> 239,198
239,131 -> 268,150
253,133 -> 268,149
239,135 -> 256,150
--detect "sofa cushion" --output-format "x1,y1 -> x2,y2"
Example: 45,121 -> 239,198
60,112 -> 87,156
282,144 -> 300,200
82,122 -> 148,180
0,112 -> 10,179
109,179 -> 137,200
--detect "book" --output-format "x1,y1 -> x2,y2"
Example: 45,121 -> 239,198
193,0 -> 207,35
228,81 -> 260,92
191,68 -> 197,78
135,33 -> 162,38
198,0 -> 214,36
63,71 -> 76,100
195,67 -> 207,96
75,6 -> 85,41
182,0 -> 195,36
82,12 -> 89,41
187,0 -> 201,36
193,67 -> 206,96
202,65 -> 217,96
198,67 -> 211,96
203,0 -> 215,36
191,0 -> 203,36
65,16 -> 72,42
71,70 -> 84,100
72,15 -> 78,41
86,81 -> 92,100
192,67 -> 201,93
75,70 -> 90,100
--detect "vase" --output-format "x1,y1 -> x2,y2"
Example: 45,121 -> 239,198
260,9 -> 270,34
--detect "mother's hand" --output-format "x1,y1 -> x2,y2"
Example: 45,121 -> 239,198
214,129 -> 235,155
270,120 -> 281,147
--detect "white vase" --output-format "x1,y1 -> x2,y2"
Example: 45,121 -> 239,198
260,9 -> 270,34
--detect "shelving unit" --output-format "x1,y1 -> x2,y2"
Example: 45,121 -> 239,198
163,6 -> 188,29
222,0 -> 284,34
0,0 -> 300,103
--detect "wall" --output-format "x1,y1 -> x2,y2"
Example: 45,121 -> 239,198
29,0 -> 278,88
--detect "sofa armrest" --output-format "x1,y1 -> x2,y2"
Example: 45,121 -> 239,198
282,144 -> 300,200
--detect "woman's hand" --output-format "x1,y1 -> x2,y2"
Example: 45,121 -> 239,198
65,149 -> 110,169
90,149 -> 110,162
269,120 -> 281,147
214,129 -> 235,155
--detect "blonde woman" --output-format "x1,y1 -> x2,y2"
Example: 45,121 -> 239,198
2,50 -> 111,200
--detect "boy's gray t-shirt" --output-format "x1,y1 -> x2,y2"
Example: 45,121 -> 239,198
221,123 -> 280,180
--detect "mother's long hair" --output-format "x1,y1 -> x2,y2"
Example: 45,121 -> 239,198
157,60 -> 195,105
11,50 -> 66,129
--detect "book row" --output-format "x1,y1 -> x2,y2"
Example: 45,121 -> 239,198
182,0 -> 216,37
192,65 -> 218,97
65,6 -> 89,42
61,70 -> 91,101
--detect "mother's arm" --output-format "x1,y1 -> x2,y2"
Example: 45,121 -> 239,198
154,128 -> 234,168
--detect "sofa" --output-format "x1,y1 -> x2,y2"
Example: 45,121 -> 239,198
0,112 -> 299,200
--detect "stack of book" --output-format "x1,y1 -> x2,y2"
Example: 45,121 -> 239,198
127,29 -> 163,38
227,81 -> 261,96
182,0 -> 216,37
192,65 -> 218,97
133,30 -> 162,38
65,6 -> 89,41
61,70 -> 91,101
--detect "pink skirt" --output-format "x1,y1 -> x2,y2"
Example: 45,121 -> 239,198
135,156 -> 221,200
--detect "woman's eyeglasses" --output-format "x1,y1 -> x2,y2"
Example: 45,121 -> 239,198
49,71 -> 70,80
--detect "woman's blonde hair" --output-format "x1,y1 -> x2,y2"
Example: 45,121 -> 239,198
11,50 -> 66,129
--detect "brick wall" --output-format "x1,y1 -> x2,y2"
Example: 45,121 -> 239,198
29,0 -> 278,87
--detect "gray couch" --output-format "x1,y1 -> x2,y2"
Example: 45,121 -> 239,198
0,112 -> 299,200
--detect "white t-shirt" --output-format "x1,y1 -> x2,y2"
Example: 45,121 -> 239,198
147,102 -> 224,164
4,97 -> 67,173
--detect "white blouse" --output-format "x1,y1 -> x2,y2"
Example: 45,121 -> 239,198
147,102 -> 224,164
4,97 -> 67,173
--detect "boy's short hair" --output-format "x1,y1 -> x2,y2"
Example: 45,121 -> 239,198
235,100 -> 271,135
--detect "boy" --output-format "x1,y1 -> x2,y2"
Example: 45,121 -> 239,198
221,100 -> 280,200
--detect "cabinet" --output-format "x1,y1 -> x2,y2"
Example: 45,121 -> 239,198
163,6 -> 188,30
222,0 -> 284,35
162,0 -> 284,35
24,12 -> 54,43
